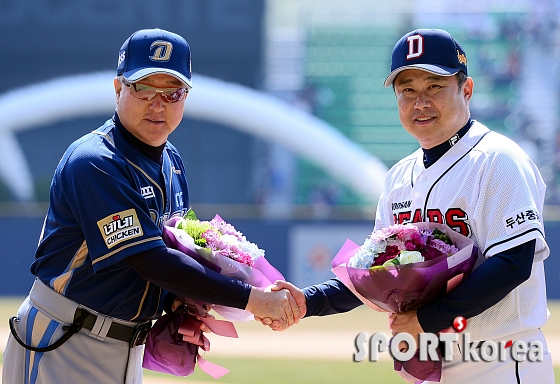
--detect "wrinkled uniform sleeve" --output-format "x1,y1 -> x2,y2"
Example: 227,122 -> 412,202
302,278 -> 363,317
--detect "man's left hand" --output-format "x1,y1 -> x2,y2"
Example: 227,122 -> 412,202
389,310 -> 424,351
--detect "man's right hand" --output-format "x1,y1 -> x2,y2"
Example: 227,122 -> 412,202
245,285 -> 300,331
255,280 -> 307,330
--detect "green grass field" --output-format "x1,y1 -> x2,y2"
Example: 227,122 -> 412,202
1,298 -> 559,383
144,357 -> 404,383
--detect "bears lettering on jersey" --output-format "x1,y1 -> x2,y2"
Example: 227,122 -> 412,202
393,207 -> 472,237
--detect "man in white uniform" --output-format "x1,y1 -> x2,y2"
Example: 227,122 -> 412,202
381,28 -> 553,383
267,28 -> 555,383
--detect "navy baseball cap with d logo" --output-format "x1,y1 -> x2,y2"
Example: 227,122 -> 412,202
117,28 -> 193,88
384,29 -> 467,87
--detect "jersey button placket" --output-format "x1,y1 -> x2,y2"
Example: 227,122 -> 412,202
161,151 -> 171,214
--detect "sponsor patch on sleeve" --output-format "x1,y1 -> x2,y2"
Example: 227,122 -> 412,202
97,209 -> 144,249
502,207 -> 540,235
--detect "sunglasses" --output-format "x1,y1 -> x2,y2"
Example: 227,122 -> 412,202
120,78 -> 188,103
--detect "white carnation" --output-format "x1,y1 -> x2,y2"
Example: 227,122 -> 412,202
221,234 -> 239,246
348,248 -> 374,268
238,240 -> 265,260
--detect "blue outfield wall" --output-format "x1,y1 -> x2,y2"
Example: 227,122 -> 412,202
1,217 -> 42,296
1,217 -> 559,300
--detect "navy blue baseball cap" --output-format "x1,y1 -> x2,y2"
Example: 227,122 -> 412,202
117,28 -> 192,88
384,29 -> 467,87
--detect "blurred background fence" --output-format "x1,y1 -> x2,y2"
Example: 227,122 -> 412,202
0,0 -> 559,300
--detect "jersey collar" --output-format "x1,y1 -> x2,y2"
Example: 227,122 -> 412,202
422,118 -> 474,168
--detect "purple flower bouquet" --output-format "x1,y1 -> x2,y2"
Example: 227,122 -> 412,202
331,222 -> 479,383
143,209 -> 285,378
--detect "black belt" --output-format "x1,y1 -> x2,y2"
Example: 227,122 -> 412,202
9,308 -> 151,352
79,309 -> 152,348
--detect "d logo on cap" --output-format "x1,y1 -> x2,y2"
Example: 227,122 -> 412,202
150,41 -> 173,62
406,35 -> 423,60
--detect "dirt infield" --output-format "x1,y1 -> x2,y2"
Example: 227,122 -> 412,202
1,304 -> 559,384
0,327 -> 383,384
2,327 -> 559,361
2,330 -> 560,383
2,327 -> 560,384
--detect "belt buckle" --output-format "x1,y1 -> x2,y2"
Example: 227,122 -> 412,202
130,322 -> 152,348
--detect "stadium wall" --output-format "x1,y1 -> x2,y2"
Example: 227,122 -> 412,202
1,216 -> 559,300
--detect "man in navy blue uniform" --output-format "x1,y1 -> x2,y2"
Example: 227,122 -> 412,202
3,28 -> 298,384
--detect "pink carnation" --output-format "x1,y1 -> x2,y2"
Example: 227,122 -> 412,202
429,239 -> 459,257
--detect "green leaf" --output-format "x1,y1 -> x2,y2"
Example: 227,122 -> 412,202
382,257 -> 400,267
432,228 -> 453,245
194,237 -> 207,247
175,219 -> 186,230
185,207 -> 198,221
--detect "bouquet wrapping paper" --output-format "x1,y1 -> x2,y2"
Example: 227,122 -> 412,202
143,213 -> 284,378
332,222 -> 479,383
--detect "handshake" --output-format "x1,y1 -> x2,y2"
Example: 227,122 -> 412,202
245,281 -> 306,331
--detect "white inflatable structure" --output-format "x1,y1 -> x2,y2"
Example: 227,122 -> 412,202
0,72 -> 387,202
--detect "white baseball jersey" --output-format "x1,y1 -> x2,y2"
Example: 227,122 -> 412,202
374,121 -> 549,341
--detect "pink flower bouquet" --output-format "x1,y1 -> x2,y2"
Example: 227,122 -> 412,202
331,222 -> 479,383
163,209 -> 284,321
143,209 -> 284,378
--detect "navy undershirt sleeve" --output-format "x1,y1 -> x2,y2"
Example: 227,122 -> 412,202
302,278 -> 363,317
126,246 -> 252,310
417,239 -> 536,333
